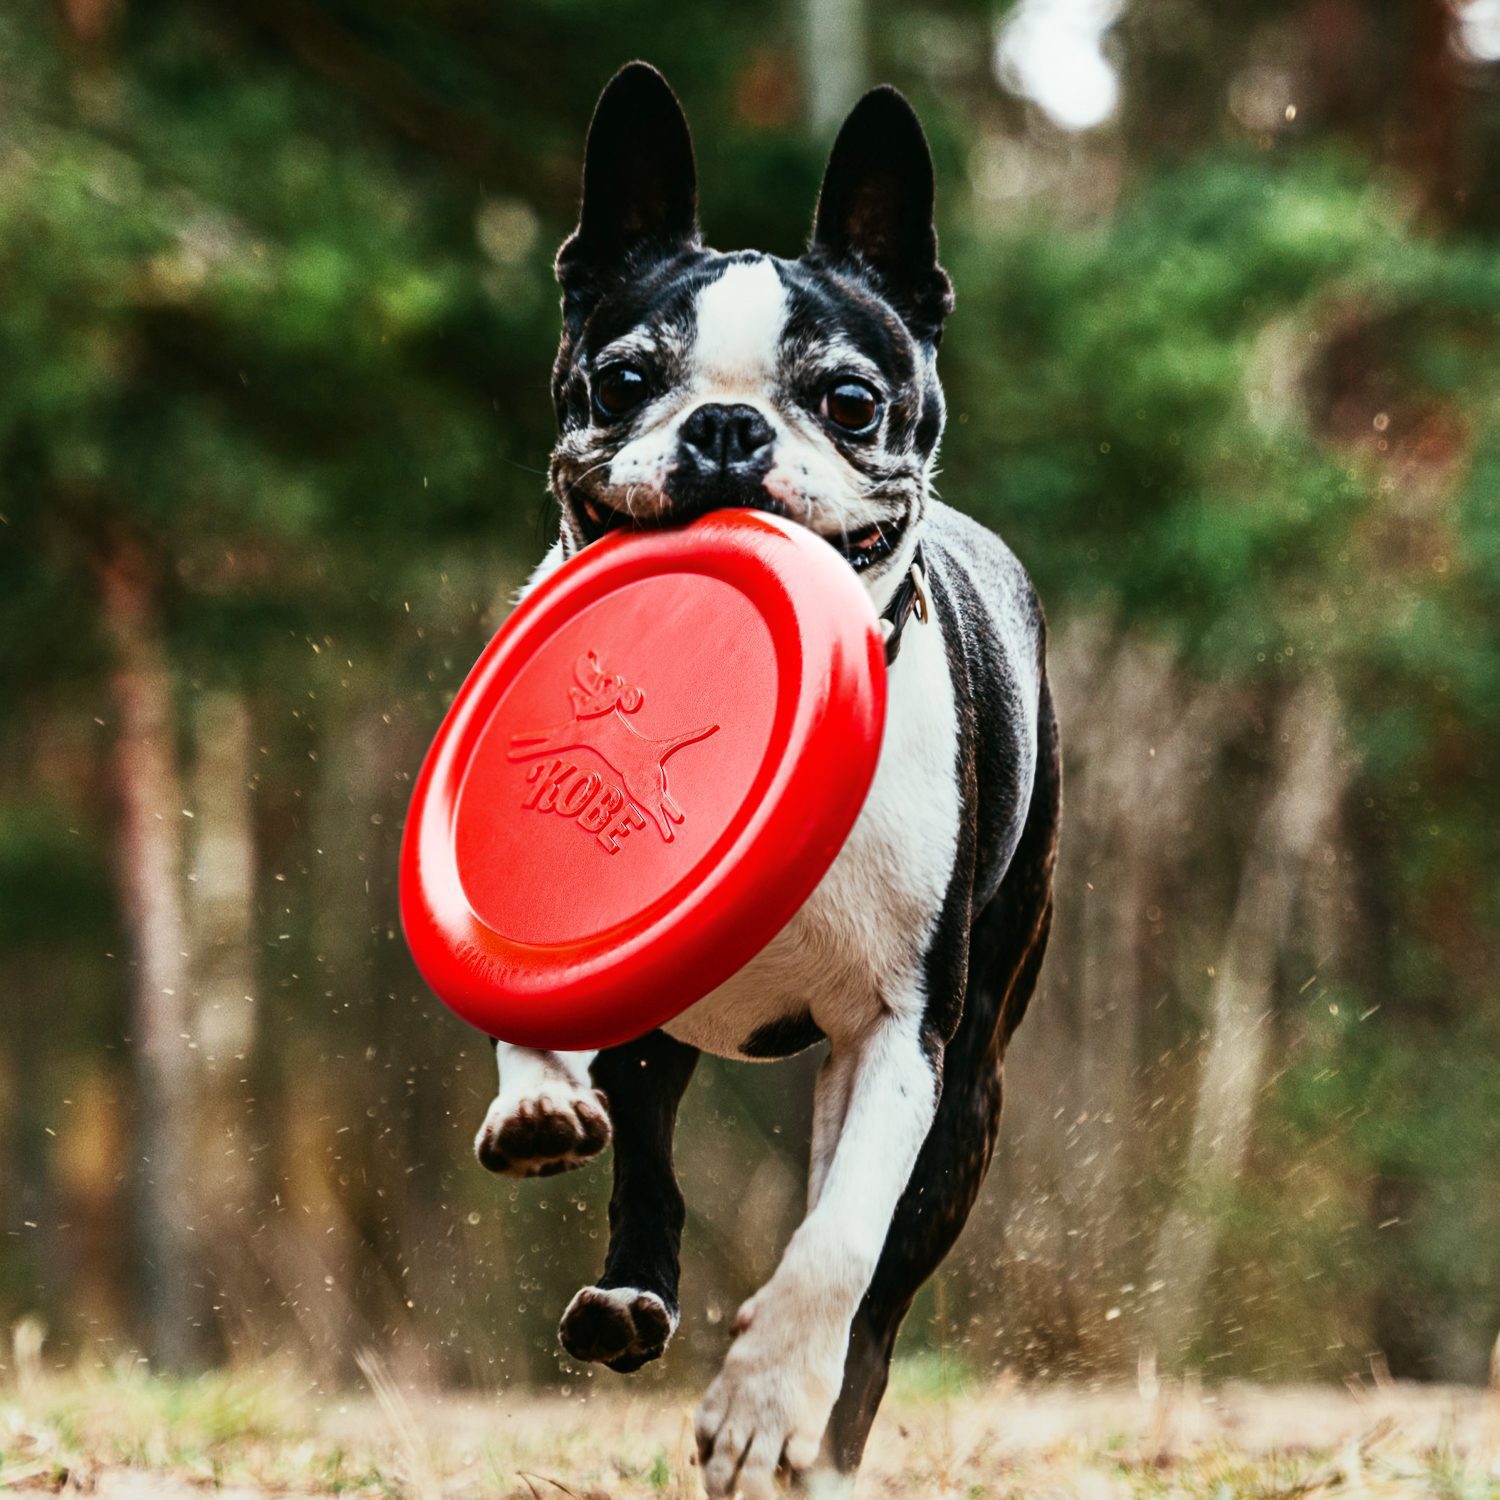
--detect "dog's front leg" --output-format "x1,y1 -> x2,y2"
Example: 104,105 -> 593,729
473,1041 -> 610,1177
559,1029 -> 699,1372
695,1007 -> 939,1498
806,1047 -> 857,1212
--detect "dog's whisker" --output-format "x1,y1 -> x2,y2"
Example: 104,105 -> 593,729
562,457 -> 615,498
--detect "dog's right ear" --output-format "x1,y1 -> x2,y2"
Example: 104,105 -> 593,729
809,86 -> 952,345
555,62 -> 698,325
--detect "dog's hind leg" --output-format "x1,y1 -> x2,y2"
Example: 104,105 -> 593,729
559,1029 -> 699,1373
474,1042 -> 610,1177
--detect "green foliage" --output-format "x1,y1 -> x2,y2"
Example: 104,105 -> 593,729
2,0 -> 1500,1384
949,157 -> 1497,672
943,151 -> 1500,1372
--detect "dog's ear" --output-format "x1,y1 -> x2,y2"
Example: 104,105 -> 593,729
809,86 -> 953,345
555,62 -> 698,322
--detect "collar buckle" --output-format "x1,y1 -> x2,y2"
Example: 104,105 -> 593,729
880,544 -> 929,667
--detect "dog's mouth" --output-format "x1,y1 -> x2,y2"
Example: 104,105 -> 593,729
574,494 -> 905,574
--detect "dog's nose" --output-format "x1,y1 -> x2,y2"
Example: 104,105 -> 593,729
678,403 -> 774,477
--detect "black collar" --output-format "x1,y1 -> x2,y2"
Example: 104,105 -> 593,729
879,544 -> 929,666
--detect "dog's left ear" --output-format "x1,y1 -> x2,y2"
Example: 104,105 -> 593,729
809,87 -> 953,345
556,62 -> 699,324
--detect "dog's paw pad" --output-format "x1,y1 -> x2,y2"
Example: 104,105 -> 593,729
473,1089 -> 611,1177
559,1286 -> 676,1372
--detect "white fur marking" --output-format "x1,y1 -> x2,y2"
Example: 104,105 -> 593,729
690,259 -> 789,389
562,1283 -> 679,1336
663,586 -> 961,1059
473,1042 -> 604,1173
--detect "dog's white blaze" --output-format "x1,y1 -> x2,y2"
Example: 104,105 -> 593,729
690,258 -> 788,391
605,257 -> 792,502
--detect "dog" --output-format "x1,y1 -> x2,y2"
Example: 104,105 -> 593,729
471,62 -> 1060,1498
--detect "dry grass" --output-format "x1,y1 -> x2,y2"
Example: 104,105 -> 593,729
2,1347 -> 1498,1498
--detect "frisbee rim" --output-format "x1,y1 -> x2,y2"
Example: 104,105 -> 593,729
399,509 -> 886,1049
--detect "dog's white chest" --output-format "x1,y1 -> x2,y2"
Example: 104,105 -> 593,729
661,605 -> 961,1059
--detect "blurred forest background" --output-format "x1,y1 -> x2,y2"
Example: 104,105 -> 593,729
3,0 -> 1500,1399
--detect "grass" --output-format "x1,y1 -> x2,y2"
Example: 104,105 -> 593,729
2,1347 -> 1498,1497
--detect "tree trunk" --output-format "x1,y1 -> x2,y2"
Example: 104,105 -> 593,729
96,540 -> 201,1370
1409,0 -> 1463,223
186,689 -> 257,1361
1146,676 -> 1342,1367
800,0 -> 866,134
57,0 -> 117,51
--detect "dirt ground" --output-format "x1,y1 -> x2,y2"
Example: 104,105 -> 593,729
2,1360 -> 1498,1497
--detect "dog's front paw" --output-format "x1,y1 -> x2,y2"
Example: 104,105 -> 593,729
473,1085 -> 611,1177
694,1282 -> 846,1497
559,1285 -> 677,1373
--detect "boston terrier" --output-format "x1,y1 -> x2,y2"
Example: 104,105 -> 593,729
470,62 -> 1060,1498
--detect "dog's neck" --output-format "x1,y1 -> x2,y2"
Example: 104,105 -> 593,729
879,540 -> 929,666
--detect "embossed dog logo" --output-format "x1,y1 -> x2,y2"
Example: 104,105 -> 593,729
509,651 -> 718,843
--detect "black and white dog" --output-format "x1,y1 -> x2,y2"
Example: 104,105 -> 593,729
473,63 -> 1060,1498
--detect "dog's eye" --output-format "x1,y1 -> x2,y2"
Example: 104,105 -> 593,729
821,379 -> 882,435
594,362 -> 649,419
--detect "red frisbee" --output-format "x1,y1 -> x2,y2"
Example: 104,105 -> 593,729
399,508 -> 887,1050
